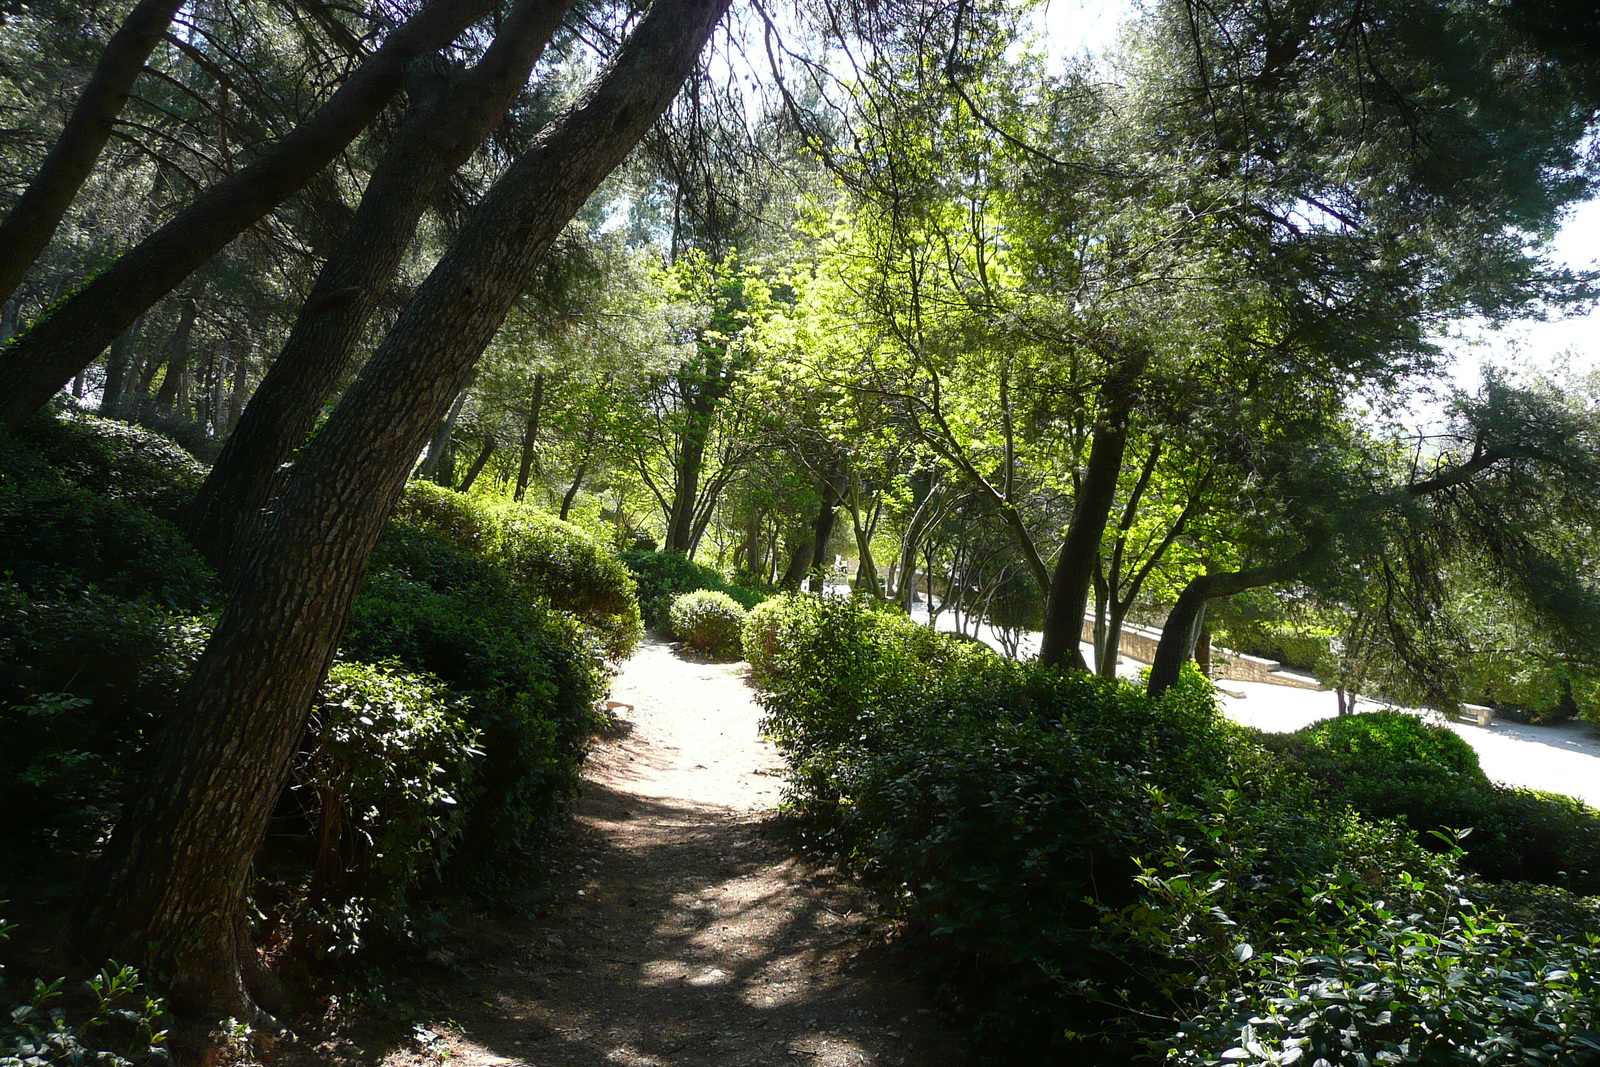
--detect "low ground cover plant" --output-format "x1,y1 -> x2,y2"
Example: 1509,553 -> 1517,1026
749,591 -> 1600,1063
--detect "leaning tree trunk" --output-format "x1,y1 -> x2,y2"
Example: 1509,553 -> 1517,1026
1038,352 -> 1149,670
185,0 -> 573,566
0,0 -> 185,308
77,0 -> 730,1020
0,0 -> 494,433
1147,557 -> 1307,698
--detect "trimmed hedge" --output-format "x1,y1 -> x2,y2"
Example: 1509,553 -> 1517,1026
385,483 -> 642,661
1267,710 -> 1600,892
668,590 -> 746,659
620,549 -> 767,627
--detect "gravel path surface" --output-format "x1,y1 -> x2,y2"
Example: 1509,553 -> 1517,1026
376,638 -> 968,1067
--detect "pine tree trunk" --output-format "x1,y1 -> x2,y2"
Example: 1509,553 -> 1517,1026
0,0 -> 185,307
186,0 -> 574,564
152,297 -> 197,414
0,0 -> 495,432
79,0 -> 729,1019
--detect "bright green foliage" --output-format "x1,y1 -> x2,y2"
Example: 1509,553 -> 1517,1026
290,661 -> 481,956
667,590 -> 746,659
1268,712 -> 1600,892
749,598 -> 1600,1060
386,482 -> 642,661
0,959 -> 170,1067
620,549 -> 766,627
488,506 -> 642,662
1164,875 -> 1600,1066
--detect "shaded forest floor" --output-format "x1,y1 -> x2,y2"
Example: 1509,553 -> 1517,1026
281,639 -> 968,1067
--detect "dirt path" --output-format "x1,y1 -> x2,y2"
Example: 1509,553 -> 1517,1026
372,638 -> 968,1067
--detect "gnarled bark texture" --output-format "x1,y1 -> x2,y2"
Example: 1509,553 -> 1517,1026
78,0 -> 730,1020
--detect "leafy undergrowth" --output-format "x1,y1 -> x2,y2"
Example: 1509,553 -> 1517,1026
749,592 -> 1600,1065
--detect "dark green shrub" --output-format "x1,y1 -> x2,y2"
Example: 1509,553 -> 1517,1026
0,586 -> 208,847
342,571 -> 604,858
14,409 -> 203,521
0,475 -> 214,609
748,597 -> 1600,1061
289,661 -> 481,955
1267,711 -> 1600,892
620,549 -> 765,626
667,590 -> 746,659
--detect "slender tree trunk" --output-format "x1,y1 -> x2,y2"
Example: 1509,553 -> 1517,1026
419,385 -> 471,481
514,371 -> 546,501
804,472 -> 844,593
1148,558 -> 1305,698
664,404 -> 713,554
457,439 -> 496,492
558,459 -> 588,521
0,0 -> 185,308
186,0 -> 573,564
780,534 -> 813,589
152,297 -> 198,413
98,320 -> 141,417
226,351 -> 249,431
0,0 -> 496,432
1038,353 -> 1148,669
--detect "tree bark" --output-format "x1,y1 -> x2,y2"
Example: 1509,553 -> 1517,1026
1147,558 -> 1306,698
418,384 -> 472,482
151,296 -> 197,414
457,438 -> 496,492
79,0 -> 729,1019
1038,351 -> 1149,670
186,0 -> 574,565
98,321 -> 140,417
0,0 -> 185,308
0,0 -> 495,432
514,371 -> 546,501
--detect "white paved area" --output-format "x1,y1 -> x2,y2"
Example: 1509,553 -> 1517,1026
884,589 -> 1600,808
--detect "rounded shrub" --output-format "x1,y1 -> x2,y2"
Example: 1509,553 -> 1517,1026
489,505 -> 642,661
0,585 -> 209,848
620,549 -> 765,626
15,408 -> 204,520
341,570 -> 605,859
668,590 -> 747,659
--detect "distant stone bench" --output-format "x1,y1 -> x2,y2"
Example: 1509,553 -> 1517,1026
1460,703 -> 1495,728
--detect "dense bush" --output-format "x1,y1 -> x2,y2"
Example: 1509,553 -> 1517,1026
489,505 -> 642,661
0,586 -> 208,848
620,549 -> 766,626
15,409 -> 204,521
750,593 -> 1600,1062
342,569 -> 605,859
289,661 -> 481,955
385,483 -> 641,660
1267,711 -> 1600,892
0,434 -> 214,611
668,590 -> 746,659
